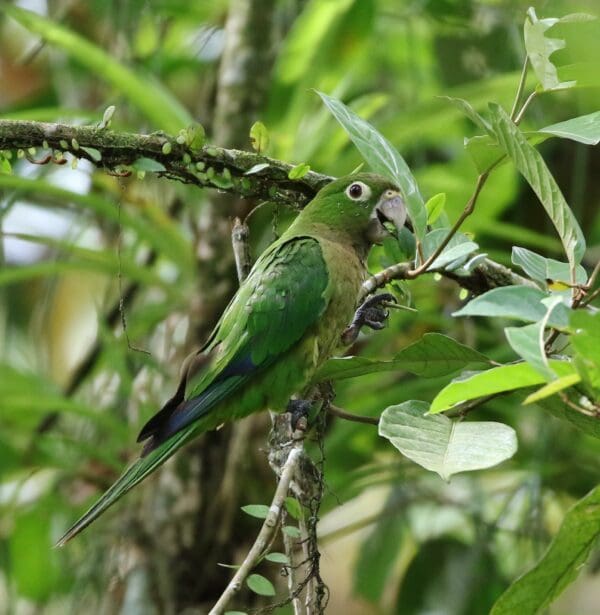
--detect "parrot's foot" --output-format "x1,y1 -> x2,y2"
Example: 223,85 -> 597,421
341,292 -> 397,345
286,399 -> 312,433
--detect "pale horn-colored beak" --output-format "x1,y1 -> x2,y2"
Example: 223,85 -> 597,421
366,189 -> 407,244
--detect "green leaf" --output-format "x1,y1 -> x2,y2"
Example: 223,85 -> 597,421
512,246 -> 587,285
524,373 -> 582,404
425,192 -> 446,225
505,321 -> 550,379
317,90 -> 427,242
524,8 -> 576,91
429,361 -> 576,414
80,146 -> 102,162
570,310 -> 600,390
246,574 -> 276,597
3,5 -> 191,132
491,485 -> 600,615
240,504 -> 270,519
0,153 -> 12,174
265,552 -> 290,565
184,123 -> 206,151
489,103 -> 586,270
132,157 -> 166,172
288,162 -> 311,179
439,96 -> 493,134
453,286 -> 569,327
538,111 -> 600,145
313,333 -> 490,381
284,497 -> 303,520
505,295 -> 564,378
465,134 -> 504,173
282,525 -> 301,538
379,401 -> 517,480
422,229 -> 478,270
249,121 -> 269,153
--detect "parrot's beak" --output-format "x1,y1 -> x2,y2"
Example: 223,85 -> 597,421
366,189 -> 407,244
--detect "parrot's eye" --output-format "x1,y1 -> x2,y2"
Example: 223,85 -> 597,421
345,181 -> 371,201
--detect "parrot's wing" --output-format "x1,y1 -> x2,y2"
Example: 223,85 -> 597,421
56,237 -> 329,546
138,236 -> 330,452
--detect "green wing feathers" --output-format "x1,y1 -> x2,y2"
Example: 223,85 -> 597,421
56,237 -> 330,545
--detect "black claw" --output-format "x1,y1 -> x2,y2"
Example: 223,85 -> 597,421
342,293 -> 397,344
286,399 -> 312,431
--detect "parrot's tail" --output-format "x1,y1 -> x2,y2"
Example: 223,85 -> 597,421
55,426 -> 196,546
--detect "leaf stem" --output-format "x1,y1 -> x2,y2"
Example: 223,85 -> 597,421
510,57 -> 530,121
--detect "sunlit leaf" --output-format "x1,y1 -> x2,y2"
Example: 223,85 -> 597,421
524,8 -> 577,91
429,360 -> 576,414
539,111 -> 600,145
490,103 -> 586,270
439,96 -> 493,134
317,91 -> 427,242
379,401 -> 517,480
425,192 -> 446,225
524,373 -> 581,404
512,246 -> 587,285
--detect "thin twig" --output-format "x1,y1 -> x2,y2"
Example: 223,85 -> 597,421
328,405 -> 379,426
407,172 -> 490,277
209,439 -> 304,615
514,91 -> 538,126
510,57 -> 530,121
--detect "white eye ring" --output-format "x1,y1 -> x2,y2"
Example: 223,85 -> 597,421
345,181 -> 371,201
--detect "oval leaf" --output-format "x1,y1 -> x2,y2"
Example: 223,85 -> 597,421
246,573 -> 276,597
241,504 -> 270,519
379,401 -> 517,480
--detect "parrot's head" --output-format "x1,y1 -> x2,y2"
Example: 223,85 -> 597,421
301,173 -> 408,253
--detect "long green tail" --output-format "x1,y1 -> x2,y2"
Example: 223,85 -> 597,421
55,425 -> 198,546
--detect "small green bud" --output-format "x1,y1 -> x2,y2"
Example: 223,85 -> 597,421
71,138 -> 79,150
17,149 -> 25,159
59,140 -> 69,150
162,141 -> 172,155
182,153 -> 191,165
28,147 -> 37,156
42,140 -> 49,150
196,161 -> 205,171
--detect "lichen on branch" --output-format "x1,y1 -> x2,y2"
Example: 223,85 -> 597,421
0,119 -> 331,207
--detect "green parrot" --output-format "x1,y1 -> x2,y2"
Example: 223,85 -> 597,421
56,172 -> 406,546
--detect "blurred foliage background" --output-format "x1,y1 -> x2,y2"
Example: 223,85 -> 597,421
1,0 -> 599,613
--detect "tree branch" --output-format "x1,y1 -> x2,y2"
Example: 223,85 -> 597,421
0,119 -> 331,206
209,432 -> 305,615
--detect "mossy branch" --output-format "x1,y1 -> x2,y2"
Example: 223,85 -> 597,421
0,118 -> 528,298
0,119 -> 331,207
